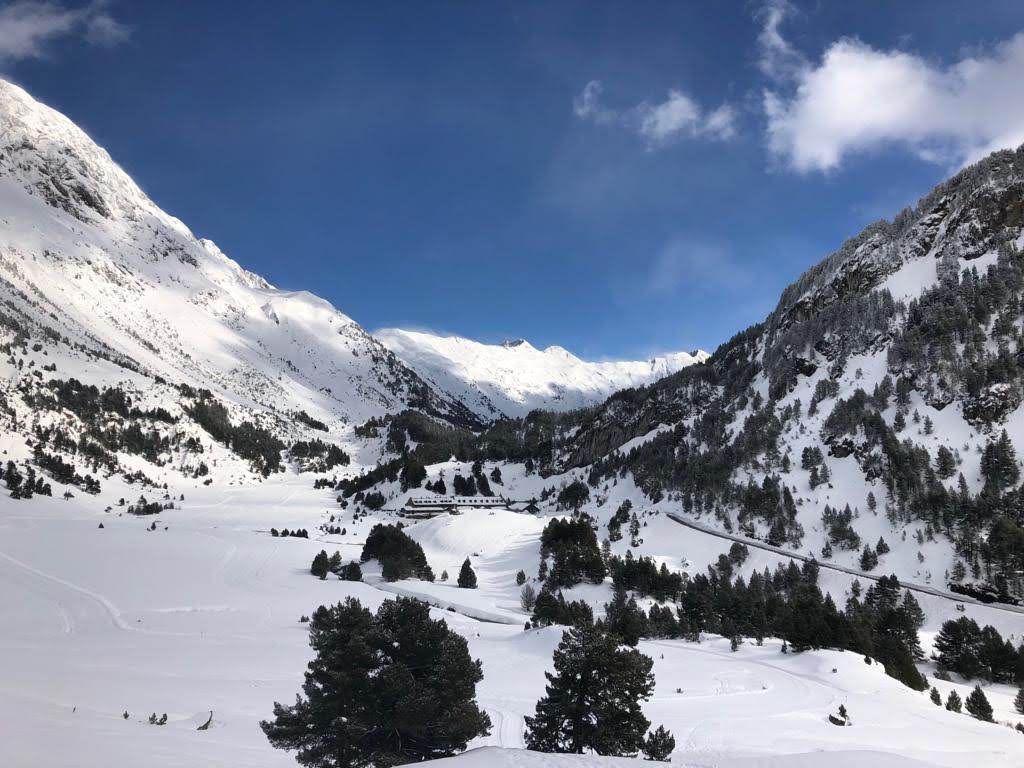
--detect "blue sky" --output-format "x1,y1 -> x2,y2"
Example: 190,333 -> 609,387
3,1 -> 1024,359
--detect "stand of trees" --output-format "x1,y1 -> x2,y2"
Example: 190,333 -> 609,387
290,439 -> 350,472
932,616 -> 1024,683
187,390 -> 284,476
532,557 -> 928,691
361,524 -> 434,582
538,517 -> 606,588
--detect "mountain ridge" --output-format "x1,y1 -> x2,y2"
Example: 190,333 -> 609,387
375,327 -> 709,419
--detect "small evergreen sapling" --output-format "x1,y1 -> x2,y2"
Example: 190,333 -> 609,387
643,725 -> 675,761
965,685 -> 994,722
945,690 -> 962,712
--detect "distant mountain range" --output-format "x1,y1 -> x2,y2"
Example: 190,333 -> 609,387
375,328 -> 707,419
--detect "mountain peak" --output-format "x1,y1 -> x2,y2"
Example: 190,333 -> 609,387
376,328 -> 705,419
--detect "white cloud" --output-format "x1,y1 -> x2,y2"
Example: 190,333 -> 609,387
572,80 -> 616,124
756,0 -> 805,81
0,0 -> 128,63
760,3 -> 1024,172
573,79 -> 736,149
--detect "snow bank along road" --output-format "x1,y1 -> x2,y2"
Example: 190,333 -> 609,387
665,512 -> 1024,616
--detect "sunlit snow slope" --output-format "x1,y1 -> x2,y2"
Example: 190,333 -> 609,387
376,328 -> 708,419
0,78 -> 476,434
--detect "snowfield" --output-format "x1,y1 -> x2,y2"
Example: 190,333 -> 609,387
375,328 -> 708,419
2,473 -> 1023,767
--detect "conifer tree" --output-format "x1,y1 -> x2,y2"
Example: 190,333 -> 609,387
859,545 -> 879,571
945,690 -> 962,712
261,597 -> 491,766
602,583 -> 648,646
933,617 -> 983,679
520,583 -> 537,612
310,550 -> 329,579
643,725 -> 675,761
965,685 -> 994,722
458,558 -> 478,589
936,446 -> 957,479
524,622 -> 662,757
1014,686 -> 1024,715
930,687 -> 942,706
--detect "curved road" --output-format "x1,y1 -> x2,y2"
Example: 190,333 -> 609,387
664,512 -> 1024,616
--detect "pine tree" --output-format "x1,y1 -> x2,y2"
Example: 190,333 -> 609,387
933,617 -> 983,679
310,550 -> 329,579
930,687 -> 942,706
981,429 -> 1020,493
602,584 -> 648,646
261,597 -> 491,766
945,690 -> 963,712
936,446 -> 957,479
524,622 -> 660,757
520,583 -> 537,612
327,551 -> 342,573
643,725 -> 675,761
859,545 -> 878,572
458,558 -> 478,589
1014,686 -> 1024,715
965,685 -> 994,722
338,561 -> 362,581
516,569 -> 527,586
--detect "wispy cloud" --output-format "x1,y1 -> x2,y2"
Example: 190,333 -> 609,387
646,237 -> 754,296
0,0 -> 128,63
573,79 -> 737,149
758,0 -> 1024,172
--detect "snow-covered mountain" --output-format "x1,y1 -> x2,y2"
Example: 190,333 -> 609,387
0,77 -> 481,448
357,145 -> 1024,603
375,328 -> 708,419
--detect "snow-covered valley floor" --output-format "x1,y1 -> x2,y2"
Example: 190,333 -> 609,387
2,475 -> 1023,767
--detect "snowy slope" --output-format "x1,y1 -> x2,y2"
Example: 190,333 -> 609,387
376,328 -> 708,419
3,475 -> 1022,768
0,77 -> 477,441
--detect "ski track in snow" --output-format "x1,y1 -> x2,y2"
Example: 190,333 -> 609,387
0,549 -> 135,633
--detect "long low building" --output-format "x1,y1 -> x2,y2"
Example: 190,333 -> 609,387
399,495 -> 539,518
